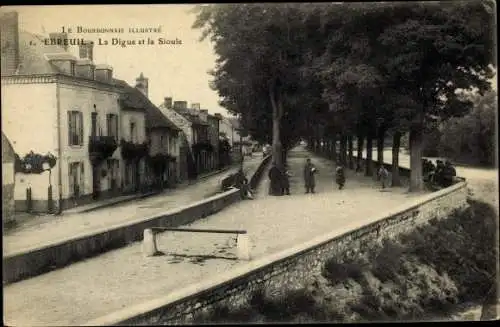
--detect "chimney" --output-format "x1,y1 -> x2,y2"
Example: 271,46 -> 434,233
75,59 -> 95,79
0,11 -> 20,76
173,101 -> 188,110
191,103 -> 201,110
78,40 -> 94,61
199,109 -> 208,122
94,64 -> 113,82
135,72 -> 148,97
49,32 -> 69,51
164,97 -> 173,109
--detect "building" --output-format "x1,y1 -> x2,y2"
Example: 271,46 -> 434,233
126,73 -> 181,189
173,102 -> 213,175
157,97 -> 194,182
114,78 -> 149,193
2,132 -> 16,224
1,12 -> 123,212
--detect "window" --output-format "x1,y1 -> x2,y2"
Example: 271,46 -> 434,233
160,135 -> 165,149
130,121 -> 137,143
107,114 -> 118,140
70,62 -> 76,76
68,111 -> 84,146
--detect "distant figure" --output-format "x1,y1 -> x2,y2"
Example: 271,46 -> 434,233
268,162 -> 283,196
281,167 -> 291,195
240,178 -> 254,200
335,165 -> 346,190
303,158 -> 317,194
434,160 -> 445,186
442,160 -> 457,187
377,165 -> 389,189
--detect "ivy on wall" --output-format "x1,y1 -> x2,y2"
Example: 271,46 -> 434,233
15,151 -> 57,174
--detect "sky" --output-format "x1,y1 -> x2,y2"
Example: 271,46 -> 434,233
4,5 -> 232,116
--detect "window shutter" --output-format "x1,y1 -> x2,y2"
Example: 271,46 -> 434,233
79,112 -> 84,145
68,112 -> 73,145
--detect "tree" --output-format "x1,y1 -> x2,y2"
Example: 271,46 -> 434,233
193,4 -> 309,171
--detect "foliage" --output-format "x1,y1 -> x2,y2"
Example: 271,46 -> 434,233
15,151 -> 57,174
439,90 -> 497,165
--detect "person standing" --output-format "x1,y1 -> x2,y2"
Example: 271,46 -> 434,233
281,166 -> 291,195
377,165 -> 389,189
335,165 -> 346,190
268,162 -> 283,195
303,158 -> 317,194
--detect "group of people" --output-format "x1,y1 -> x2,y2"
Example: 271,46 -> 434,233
423,159 -> 457,188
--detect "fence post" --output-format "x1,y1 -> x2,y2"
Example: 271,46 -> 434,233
143,228 -> 159,257
236,234 -> 251,261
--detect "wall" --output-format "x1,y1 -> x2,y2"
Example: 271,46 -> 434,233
2,134 -> 16,222
2,155 -> 272,285
0,11 -> 19,76
1,81 -> 60,211
58,81 -> 122,200
86,178 -> 469,326
120,111 -> 146,143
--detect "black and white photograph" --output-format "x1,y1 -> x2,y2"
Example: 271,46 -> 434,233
1,2 -> 498,325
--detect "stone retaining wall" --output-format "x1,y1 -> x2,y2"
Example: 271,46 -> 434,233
2,156 -> 272,285
87,176 -> 469,326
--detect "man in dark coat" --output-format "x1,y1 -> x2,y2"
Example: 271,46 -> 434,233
268,162 -> 283,196
336,165 -> 346,190
303,158 -> 317,193
281,166 -> 291,195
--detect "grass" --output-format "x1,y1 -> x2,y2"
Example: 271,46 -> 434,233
191,198 -> 497,323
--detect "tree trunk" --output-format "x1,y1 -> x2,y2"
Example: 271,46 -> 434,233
365,130 -> 374,176
348,135 -> 354,169
376,127 -> 386,180
409,126 -> 424,192
269,83 -> 283,170
391,131 -> 402,187
356,134 -> 364,172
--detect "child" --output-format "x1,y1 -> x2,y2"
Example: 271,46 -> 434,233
282,168 -> 291,195
335,165 -> 346,190
377,165 -> 389,189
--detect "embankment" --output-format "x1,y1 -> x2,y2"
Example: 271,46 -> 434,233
2,155 -> 272,285
193,198 -> 498,323
86,165 -> 469,325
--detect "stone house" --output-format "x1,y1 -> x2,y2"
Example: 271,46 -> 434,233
1,12 -> 124,212
123,73 -> 181,189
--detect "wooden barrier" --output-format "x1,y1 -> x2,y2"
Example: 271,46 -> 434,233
142,228 -> 251,260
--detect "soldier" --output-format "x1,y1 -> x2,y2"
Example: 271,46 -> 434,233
335,165 -> 346,190
303,158 -> 318,194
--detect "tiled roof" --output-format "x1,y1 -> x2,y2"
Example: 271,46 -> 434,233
173,107 -> 209,126
11,30 -> 69,75
114,79 -> 181,131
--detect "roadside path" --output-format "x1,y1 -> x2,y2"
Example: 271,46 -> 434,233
3,157 -> 263,257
